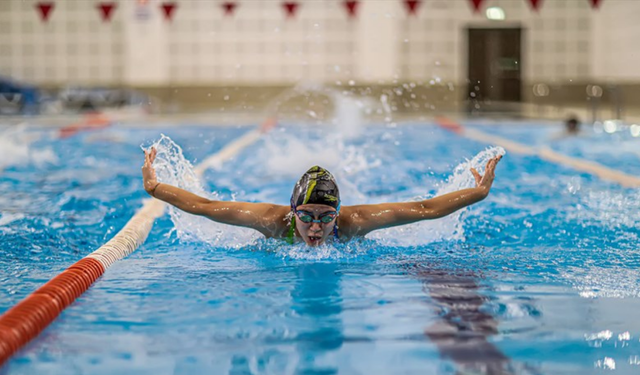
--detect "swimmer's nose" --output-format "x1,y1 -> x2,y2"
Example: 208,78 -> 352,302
309,222 -> 322,231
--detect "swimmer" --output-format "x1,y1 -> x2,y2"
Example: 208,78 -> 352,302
565,116 -> 580,135
552,116 -> 582,140
142,148 -> 502,246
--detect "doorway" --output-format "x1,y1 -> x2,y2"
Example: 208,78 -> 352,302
467,28 -> 522,109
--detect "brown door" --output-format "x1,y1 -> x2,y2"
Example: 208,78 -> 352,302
467,28 -> 522,107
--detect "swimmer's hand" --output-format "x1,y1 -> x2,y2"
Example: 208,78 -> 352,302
470,155 -> 502,194
142,147 -> 159,196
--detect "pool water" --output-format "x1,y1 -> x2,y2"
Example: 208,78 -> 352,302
1,122 -> 639,374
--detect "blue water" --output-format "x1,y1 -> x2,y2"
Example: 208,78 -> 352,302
1,123 -> 639,374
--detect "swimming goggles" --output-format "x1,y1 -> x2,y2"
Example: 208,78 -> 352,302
295,210 -> 338,224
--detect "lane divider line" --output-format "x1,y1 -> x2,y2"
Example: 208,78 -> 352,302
436,117 -> 640,188
0,127 -> 266,366
537,147 -> 640,188
58,112 -> 112,139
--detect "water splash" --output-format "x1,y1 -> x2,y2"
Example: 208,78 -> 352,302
278,242 -> 348,261
331,93 -> 364,139
255,128 -> 374,204
369,146 -> 506,246
264,83 -> 367,140
564,266 -> 640,298
249,237 -> 381,261
568,189 -> 640,230
147,135 -> 259,248
258,129 -> 343,179
0,124 -> 57,170
0,212 -> 26,231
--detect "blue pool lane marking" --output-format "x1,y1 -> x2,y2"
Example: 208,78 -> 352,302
436,118 -> 640,188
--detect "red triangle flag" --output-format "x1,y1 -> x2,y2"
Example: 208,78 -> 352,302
470,0 -> 485,13
36,2 -> 54,22
403,0 -> 421,16
589,0 -> 603,9
343,1 -> 359,18
527,0 -> 543,11
161,2 -> 177,21
97,2 -> 117,22
282,2 -> 299,18
222,2 -> 238,16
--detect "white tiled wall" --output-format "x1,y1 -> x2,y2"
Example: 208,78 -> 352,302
591,0 -> 640,81
0,0 -> 124,85
399,0 -> 592,83
164,0 -> 357,84
0,0 -> 634,86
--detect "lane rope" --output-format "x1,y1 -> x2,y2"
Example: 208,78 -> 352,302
435,117 -> 640,188
0,126 -> 267,366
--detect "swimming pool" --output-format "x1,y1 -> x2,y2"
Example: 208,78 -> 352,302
1,121 -> 639,374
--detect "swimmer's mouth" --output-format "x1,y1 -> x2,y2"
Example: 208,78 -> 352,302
308,235 -> 322,245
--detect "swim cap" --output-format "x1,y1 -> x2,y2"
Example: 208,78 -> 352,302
290,166 -> 341,210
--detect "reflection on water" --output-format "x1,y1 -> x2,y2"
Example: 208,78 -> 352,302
225,263 -> 344,375
409,263 -> 517,375
292,263 -> 343,374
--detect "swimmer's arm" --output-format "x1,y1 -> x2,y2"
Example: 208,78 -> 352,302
343,187 -> 488,236
342,155 -> 502,236
151,183 -> 288,236
142,148 -> 288,236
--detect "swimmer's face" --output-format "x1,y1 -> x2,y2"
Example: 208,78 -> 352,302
294,204 -> 338,247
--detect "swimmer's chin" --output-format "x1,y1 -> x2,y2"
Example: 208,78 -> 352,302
304,236 -> 325,247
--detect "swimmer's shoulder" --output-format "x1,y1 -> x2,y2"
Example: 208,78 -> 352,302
337,205 -> 367,239
258,204 -> 292,238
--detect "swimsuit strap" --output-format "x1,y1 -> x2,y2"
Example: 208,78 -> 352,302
286,216 -> 296,244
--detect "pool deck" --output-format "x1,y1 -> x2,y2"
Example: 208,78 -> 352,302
2,100 -> 639,130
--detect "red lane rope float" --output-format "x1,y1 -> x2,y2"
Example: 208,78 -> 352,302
0,127 -> 270,367
0,258 -> 105,364
259,117 -> 278,133
434,116 -> 463,134
58,112 -> 112,139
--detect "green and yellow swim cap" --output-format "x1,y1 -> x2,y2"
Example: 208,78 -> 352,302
290,166 -> 341,210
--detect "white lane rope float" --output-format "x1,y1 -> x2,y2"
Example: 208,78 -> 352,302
87,127 -> 265,269
437,118 -> 640,188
